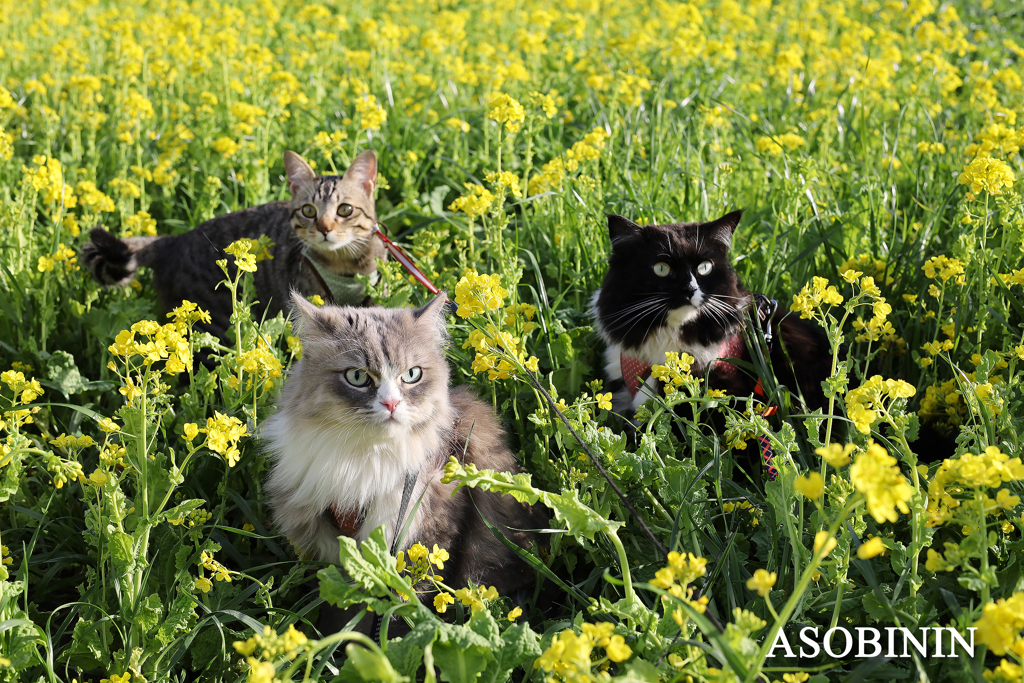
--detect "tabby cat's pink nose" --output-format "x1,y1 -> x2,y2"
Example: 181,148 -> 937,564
316,221 -> 331,235
381,398 -> 401,413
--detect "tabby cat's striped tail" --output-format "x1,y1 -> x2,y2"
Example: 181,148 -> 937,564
81,227 -> 162,286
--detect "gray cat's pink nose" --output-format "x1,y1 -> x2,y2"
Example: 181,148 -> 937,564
381,398 -> 401,413
316,221 -> 331,235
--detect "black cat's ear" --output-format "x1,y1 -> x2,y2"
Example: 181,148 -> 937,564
607,213 -> 642,247
703,209 -> 744,250
289,290 -> 336,337
284,151 -> 317,197
343,150 -> 378,197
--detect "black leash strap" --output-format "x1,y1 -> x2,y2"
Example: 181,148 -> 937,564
371,469 -> 419,644
754,294 -> 779,351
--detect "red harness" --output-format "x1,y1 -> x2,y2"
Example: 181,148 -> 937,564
620,295 -> 780,480
329,506 -> 363,538
619,331 -> 747,399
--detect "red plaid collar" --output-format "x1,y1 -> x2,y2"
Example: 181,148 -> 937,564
620,332 -> 746,399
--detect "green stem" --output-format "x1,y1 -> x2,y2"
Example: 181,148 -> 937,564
606,529 -> 635,613
746,499 -> 859,683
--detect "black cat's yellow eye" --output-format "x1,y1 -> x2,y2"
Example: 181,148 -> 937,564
344,368 -> 371,387
697,260 -> 714,276
401,367 -> 423,384
301,204 -> 317,218
337,203 -> 354,217
652,262 -> 671,277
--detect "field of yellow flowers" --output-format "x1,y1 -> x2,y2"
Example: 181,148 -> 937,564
2,0 -> 1024,681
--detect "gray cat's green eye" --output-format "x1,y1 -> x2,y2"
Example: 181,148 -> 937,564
697,260 -> 714,276
344,368 -> 371,387
301,204 -> 317,218
401,367 -> 422,384
337,203 -> 354,217
652,262 -> 671,277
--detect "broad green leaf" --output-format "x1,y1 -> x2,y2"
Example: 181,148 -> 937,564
346,642 -> 410,683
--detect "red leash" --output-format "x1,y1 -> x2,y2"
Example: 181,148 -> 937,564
373,222 -> 457,312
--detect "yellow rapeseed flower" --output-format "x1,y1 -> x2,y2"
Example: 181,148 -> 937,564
746,568 -> 777,596
850,442 -> 914,523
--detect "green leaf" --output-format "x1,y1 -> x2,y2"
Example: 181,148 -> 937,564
159,499 -> 205,524
432,622 -> 494,683
319,565 -> 376,610
136,593 -> 164,634
346,642 -> 410,683
155,589 -> 198,645
480,621 -> 542,683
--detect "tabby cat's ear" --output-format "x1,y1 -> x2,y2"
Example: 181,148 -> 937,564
703,209 -> 744,250
289,290 -> 335,338
606,213 -> 642,247
343,150 -> 378,197
284,151 -> 317,196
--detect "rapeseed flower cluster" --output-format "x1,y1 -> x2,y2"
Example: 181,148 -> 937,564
958,157 -> 1017,196
972,592 -> 1024,656
926,446 -> 1024,528
199,412 -> 248,467
849,442 -> 914,524
449,184 -> 496,220
108,321 -> 193,376
843,375 -> 915,435
650,352 -> 697,394
790,276 -> 844,320
649,551 -> 710,625
534,622 -> 632,683
528,127 -> 609,194
487,93 -> 526,133
233,624 -> 309,683
36,244 -> 78,274
1,370 -> 44,404
229,339 -> 283,394
397,543 -> 447,583
922,255 -> 967,285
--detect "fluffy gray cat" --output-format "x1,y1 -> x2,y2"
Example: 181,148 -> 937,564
264,293 -> 544,595
82,150 -> 385,341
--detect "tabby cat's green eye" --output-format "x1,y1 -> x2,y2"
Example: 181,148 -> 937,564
337,203 -> 354,217
301,204 -> 317,218
697,260 -> 714,276
344,368 -> 371,387
401,367 -> 423,384
652,262 -> 671,277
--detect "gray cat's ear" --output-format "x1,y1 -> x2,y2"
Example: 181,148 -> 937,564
607,213 -> 642,247
343,150 -> 378,197
413,293 -> 448,322
284,151 -> 316,197
703,209 -> 744,250
412,293 -> 449,340
289,290 -> 335,337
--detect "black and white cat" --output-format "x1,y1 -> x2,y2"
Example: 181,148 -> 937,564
591,211 -> 830,415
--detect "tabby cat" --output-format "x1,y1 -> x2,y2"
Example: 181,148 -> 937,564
82,150 -> 385,341
264,293 -> 545,595
592,211 -> 831,415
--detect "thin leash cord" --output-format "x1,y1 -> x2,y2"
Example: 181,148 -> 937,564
371,469 -> 419,645
524,369 -> 669,559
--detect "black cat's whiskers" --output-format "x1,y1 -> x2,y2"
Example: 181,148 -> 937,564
614,299 -> 672,338
602,295 -> 672,330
